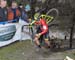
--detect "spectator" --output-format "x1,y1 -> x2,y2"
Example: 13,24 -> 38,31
0,0 -> 7,22
24,4 -> 32,19
18,3 -> 29,23
18,3 -> 23,14
7,1 -> 21,22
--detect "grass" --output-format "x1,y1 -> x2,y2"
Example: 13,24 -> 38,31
0,40 -> 75,60
0,40 -> 32,60
63,49 -> 75,59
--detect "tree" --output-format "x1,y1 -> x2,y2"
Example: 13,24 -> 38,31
69,8 -> 75,48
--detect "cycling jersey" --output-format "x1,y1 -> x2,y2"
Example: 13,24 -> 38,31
35,18 -> 48,35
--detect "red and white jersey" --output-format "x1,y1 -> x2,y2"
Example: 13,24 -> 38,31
35,18 -> 48,35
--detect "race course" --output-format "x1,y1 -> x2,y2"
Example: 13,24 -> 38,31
0,40 -> 75,60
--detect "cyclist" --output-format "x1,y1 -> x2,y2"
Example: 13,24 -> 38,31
33,15 -> 51,49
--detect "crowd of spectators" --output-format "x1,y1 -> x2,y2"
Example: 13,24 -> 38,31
0,0 -> 31,23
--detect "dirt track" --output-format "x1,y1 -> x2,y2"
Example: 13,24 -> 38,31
0,40 -> 75,60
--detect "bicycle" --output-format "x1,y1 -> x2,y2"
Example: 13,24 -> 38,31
29,15 -> 58,50
23,5 -> 59,50
34,7 -> 59,25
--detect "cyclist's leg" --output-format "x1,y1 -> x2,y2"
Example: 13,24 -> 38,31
44,32 -> 51,48
34,26 -> 41,48
34,36 -> 41,48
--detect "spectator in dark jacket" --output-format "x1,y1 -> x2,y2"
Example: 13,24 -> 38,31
18,3 -> 29,23
7,1 -> 21,22
0,0 -> 7,22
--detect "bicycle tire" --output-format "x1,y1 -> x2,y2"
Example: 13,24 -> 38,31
46,8 -> 59,23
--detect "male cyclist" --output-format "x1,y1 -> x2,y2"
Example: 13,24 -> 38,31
34,16 -> 51,49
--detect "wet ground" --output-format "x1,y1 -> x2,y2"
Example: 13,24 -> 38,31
0,40 -> 75,60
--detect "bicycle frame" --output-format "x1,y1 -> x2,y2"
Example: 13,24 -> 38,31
39,14 -> 54,24
30,14 -> 54,26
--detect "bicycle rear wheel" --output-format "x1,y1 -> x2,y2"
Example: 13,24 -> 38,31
46,8 -> 59,24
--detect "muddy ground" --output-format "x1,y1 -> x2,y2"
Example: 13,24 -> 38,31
0,40 -> 75,60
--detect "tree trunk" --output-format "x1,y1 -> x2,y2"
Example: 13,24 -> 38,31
69,23 -> 74,48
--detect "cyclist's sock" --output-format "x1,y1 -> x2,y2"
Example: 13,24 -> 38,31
37,45 -> 41,48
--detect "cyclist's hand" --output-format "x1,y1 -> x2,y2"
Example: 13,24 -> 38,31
35,33 -> 41,38
38,33 -> 41,36
35,34 -> 39,37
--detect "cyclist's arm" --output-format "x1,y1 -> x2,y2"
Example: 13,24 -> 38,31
40,30 -> 47,35
35,21 -> 40,25
30,20 -> 36,25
